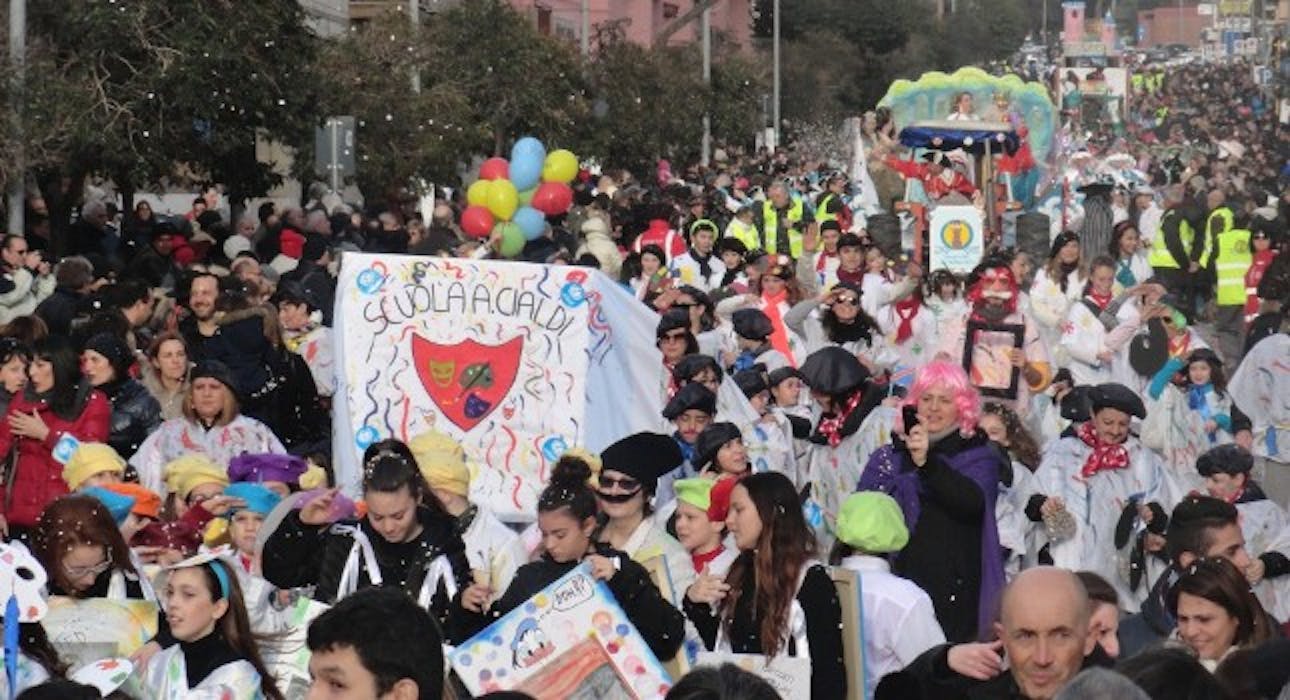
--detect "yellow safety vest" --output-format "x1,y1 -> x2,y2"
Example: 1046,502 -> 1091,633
762,198 -> 806,257
1148,212 -> 1196,270
1213,228 -> 1252,306
725,219 -> 761,252
1131,74 -> 1145,92
815,193 -> 838,224
1204,207 -> 1232,266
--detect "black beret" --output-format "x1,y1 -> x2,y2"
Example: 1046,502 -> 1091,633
1090,383 -> 1146,419
732,308 -> 774,340
656,309 -> 690,338
767,366 -> 805,388
695,422 -> 743,470
662,383 -> 717,420
799,346 -> 870,396
600,432 -> 683,493
672,354 -> 722,385
733,369 -> 768,398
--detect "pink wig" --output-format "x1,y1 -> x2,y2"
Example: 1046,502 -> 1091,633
901,361 -> 981,436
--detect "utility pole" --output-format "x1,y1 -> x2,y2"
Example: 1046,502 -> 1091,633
580,0 -> 590,58
7,0 -> 25,237
701,6 -> 711,167
410,0 -> 421,93
772,0 -> 780,149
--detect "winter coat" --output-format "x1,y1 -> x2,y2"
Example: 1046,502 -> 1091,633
575,214 -> 622,278
99,378 -> 163,459
879,641 -> 1113,699
451,543 -> 686,663
0,384 -> 111,528
858,429 -> 1008,643
261,506 -> 472,629
0,267 -> 55,325
34,287 -> 87,338
201,307 -> 276,402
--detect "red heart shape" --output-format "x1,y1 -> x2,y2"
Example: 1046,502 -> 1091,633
503,405 -> 515,420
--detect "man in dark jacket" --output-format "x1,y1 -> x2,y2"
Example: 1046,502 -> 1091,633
1117,495 -> 1253,659
279,236 -> 335,326
879,567 -> 1111,699
34,255 -> 97,337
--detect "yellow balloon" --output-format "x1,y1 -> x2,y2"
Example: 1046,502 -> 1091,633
541,149 -> 578,184
467,179 -> 492,207
487,179 -> 519,221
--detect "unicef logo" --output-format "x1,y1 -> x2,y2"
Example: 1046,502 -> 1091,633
940,220 -> 973,250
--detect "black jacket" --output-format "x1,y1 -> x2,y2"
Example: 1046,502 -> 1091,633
262,505 -> 471,629
684,561 -> 846,699
280,260 -> 336,326
99,377 -> 162,459
34,287 -> 87,338
878,641 -> 1114,699
450,543 -> 686,663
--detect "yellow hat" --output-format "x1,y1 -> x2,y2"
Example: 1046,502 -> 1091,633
836,492 -> 909,554
163,454 -> 230,499
408,430 -> 470,498
299,462 -> 329,491
62,443 -> 126,491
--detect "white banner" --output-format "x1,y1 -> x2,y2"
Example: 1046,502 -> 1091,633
927,205 -> 985,274
333,254 -> 666,519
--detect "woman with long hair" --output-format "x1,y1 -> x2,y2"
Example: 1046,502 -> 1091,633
1168,557 -> 1273,670
980,402 -> 1044,574
684,471 -> 846,698
129,360 -> 284,497
1109,220 -> 1151,294
139,555 -> 284,698
1029,231 -> 1085,367
857,361 -> 1008,642
261,439 -> 471,629
141,332 -> 190,420
79,332 -> 161,459
0,337 -> 110,542
450,454 -> 685,659
0,337 -> 32,418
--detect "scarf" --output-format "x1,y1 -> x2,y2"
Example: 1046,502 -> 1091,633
817,390 -> 865,447
1086,291 -> 1113,311
1187,384 -> 1217,443
732,349 -> 761,373
836,267 -> 864,285
893,296 -> 922,344
693,250 -> 714,281
815,251 -> 837,273
1116,258 -> 1138,289
691,545 -> 725,574
1077,421 -> 1130,478
760,290 -> 794,363
673,433 -> 698,465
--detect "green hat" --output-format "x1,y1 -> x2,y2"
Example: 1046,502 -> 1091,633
836,492 -> 909,554
674,478 -> 715,514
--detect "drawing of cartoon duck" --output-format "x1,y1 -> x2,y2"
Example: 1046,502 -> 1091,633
510,618 -> 554,669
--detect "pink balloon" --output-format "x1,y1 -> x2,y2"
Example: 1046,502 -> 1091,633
479,157 -> 509,181
461,205 -> 495,239
530,182 -> 573,216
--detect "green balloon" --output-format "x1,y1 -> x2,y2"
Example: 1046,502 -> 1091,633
497,222 -> 525,258
518,186 -> 537,206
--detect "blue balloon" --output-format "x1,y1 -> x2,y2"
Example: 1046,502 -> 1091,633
513,206 -> 546,241
510,137 -> 546,191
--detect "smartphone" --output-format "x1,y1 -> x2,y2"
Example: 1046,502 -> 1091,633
902,405 -> 919,432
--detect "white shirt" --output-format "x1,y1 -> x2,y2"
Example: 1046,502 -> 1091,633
839,554 -> 946,696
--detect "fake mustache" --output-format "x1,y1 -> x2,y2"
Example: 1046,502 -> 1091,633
596,489 -> 642,503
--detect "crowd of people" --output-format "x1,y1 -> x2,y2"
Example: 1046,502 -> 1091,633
0,52 -> 1285,699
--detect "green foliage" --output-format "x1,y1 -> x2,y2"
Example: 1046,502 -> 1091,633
26,0 -> 320,204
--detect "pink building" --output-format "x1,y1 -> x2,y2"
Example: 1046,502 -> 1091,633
508,0 -> 753,49
1137,4 -> 1208,47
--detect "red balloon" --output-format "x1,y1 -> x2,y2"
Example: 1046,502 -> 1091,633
479,157 -> 509,181
530,182 -> 573,216
461,205 -> 495,239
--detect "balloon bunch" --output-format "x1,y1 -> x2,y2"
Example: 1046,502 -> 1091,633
462,137 -> 579,258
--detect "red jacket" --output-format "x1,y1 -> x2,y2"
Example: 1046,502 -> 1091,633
0,388 -> 111,528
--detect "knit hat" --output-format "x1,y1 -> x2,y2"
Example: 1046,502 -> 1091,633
103,482 -> 162,519
163,454 -> 230,499
731,308 -> 774,340
224,482 -> 283,517
674,476 -> 737,523
662,383 -> 718,420
83,486 -> 135,526
82,333 -> 134,380
62,442 -> 126,491
836,492 -> 909,554
190,360 -> 237,394
227,453 -> 308,487
408,430 -> 470,498
600,432 -> 683,495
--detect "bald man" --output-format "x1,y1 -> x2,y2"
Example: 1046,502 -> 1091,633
877,567 -> 1112,700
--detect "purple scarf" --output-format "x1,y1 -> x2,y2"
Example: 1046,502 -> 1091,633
856,433 -> 1005,639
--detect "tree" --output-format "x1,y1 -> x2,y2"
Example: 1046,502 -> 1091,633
305,10 -> 477,202
425,0 -> 588,155
24,0 -> 320,247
